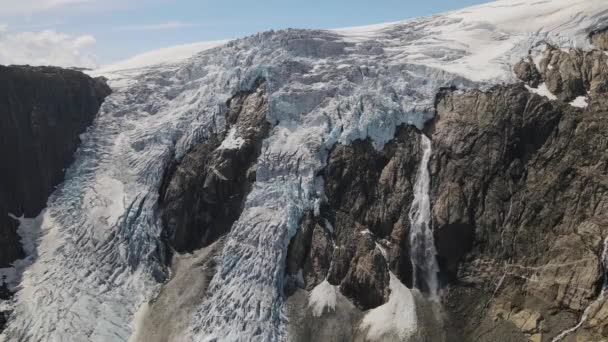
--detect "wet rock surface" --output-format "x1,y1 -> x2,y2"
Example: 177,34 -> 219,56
160,80 -> 270,252
434,47 -> 608,341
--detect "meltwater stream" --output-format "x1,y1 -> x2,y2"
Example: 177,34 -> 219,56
408,134 -> 440,299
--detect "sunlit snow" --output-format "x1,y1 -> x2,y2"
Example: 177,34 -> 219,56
570,96 -> 589,108
2,0 -> 607,341
360,273 -> 418,341
526,83 -> 558,101
308,280 -> 338,317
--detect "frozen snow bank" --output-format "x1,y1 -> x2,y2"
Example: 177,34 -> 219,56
360,273 -> 418,341
309,280 -> 338,317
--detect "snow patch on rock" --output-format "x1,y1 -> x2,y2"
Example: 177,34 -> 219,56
569,96 -> 588,108
360,273 -> 418,341
308,280 -> 338,317
218,127 -> 246,150
526,83 -> 558,100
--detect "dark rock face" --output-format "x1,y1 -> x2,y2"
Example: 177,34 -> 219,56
286,125 -> 424,310
0,65 -> 110,334
0,65 -> 110,268
161,80 -> 270,252
516,45 -> 608,105
429,84 -> 563,278
514,57 -> 542,87
433,47 -> 608,341
591,28 -> 608,51
285,44 -> 608,342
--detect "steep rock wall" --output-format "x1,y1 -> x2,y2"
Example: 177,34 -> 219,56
0,65 -> 110,331
434,47 -> 608,341
0,65 -> 110,267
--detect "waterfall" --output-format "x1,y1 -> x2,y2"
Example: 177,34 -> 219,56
408,134 -> 440,299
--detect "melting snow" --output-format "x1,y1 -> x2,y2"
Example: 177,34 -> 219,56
218,127 -> 246,150
570,96 -> 588,108
526,83 -> 558,101
360,273 -> 418,341
308,280 -> 338,317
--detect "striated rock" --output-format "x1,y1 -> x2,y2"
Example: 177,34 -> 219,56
0,65 -> 110,268
432,46 -> 608,341
514,45 -> 608,105
161,80 -> 270,252
429,84 -> 562,278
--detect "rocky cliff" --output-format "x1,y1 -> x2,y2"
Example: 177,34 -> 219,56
278,41 -> 608,341
2,2 -> 607,341
434,42 -> 608,342
121,38 -> 608,342
0,65 -> 110,331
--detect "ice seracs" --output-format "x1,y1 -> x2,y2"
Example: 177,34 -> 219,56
3,0 -> 608,341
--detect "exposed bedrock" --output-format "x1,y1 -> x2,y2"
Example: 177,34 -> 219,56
284,125 -> 445,341
137,80 -> 273,341
286,125 -> 423,309
160,79 -> 270,252
590,28 -> 608,51
0,65 -> 110,268
434,47 -> 608,341
284,44 -> 608,342
0,65 -> 110,332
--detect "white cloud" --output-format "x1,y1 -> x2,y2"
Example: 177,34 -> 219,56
0,25 -> 97,68
114,21 -> 202,32
0,0 -> 95,14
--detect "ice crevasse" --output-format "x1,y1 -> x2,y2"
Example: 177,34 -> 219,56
1,0 -> 607,341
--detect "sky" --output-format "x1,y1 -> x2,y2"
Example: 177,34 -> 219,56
0,0 -> 491,68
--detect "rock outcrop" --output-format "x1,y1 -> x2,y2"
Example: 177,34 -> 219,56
591,28 -> 608,51
286,125 -> 424,308
0,65 -> 110,332
285,43 -> 608,342
284,126 -> 447,341
0,65 -> 110,268
131,80 -> 273,342
160,79 -> 270,252
433,46 -> 608,341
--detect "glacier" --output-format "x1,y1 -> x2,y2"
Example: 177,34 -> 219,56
2,0 -> 608,341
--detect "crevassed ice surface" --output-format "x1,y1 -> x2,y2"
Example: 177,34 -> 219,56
3,0 -> 608,341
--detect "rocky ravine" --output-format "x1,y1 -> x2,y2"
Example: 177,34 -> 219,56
0,65 -> 110,331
